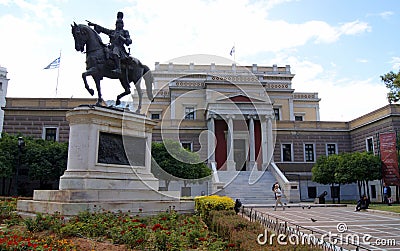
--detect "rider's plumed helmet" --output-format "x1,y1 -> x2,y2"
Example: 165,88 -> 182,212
116,11 -> 124,27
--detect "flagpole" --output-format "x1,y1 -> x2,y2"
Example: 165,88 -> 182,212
233,43 -> 236,62
55,50 -> 61,96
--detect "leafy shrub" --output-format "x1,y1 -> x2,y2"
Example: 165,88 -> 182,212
0,198 -> 20,226
207,210 -> 322,251
195,195 -> 235,219
24,212 -> 64,233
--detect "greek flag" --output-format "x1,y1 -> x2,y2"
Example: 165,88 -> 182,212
44,57 -> 60,69
230,46 -> 235,56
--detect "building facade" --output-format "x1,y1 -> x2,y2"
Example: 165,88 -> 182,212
2,62 -> 399,201
3,98 -> 97,142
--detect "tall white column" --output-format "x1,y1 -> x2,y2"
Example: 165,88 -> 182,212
248,116 -> 257,171
226,115 -> 236,171
207,115 -> 216,163
266,115 -> 273,166
261,116 -> 268,171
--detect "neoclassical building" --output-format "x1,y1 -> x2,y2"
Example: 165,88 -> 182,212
2,62 -> 399,201
142,62 -> 320,171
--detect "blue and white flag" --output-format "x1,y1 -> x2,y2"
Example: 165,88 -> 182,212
44,57 -> 60,69
230,46 -> 235,56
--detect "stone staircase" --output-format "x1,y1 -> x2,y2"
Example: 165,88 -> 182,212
215,171 -> 277,205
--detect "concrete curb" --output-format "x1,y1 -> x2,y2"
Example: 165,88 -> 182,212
366,208 -> 400,217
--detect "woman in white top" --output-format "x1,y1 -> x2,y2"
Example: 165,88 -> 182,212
274,184 -> 285,211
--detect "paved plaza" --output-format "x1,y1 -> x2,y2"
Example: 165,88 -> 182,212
252,205 -> 400,250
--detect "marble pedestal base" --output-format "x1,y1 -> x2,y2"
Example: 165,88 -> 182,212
17,105 -> 194,217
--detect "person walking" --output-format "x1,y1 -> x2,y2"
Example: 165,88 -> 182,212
272,181 -> 280,200
273,183 -> 285,211
383,183 -> 392,206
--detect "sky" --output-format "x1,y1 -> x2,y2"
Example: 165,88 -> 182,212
0,0 -> 399,121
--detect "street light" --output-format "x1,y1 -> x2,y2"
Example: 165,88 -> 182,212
14,137 -> 25,196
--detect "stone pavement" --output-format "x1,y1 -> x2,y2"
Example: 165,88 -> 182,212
251,205 -> 400,250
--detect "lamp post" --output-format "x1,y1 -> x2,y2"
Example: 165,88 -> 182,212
14,137 -> 25,196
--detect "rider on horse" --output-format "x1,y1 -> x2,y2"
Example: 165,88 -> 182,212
88,12 -> 132,74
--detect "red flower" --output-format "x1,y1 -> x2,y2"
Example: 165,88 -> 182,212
228,243 -> 235,247
198,237 -> 206,241
152,223 -> 162,231
181,232 -> 186,236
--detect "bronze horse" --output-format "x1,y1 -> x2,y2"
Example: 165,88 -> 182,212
71,22 -> 153,112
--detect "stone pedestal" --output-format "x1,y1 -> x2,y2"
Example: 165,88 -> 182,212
17,105 -> 194,216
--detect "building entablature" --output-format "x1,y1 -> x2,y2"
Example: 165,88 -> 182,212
293,92 -> 321,102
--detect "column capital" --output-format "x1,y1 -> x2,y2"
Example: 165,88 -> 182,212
225,114 -> 235,119
207,113 -> 217,120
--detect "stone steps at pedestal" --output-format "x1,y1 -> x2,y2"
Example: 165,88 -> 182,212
215,171 -> 278,205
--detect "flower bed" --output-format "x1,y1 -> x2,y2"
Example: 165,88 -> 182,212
1,196 -> 322,250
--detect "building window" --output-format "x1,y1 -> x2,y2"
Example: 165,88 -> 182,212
366,137 -> 374,153
282,143 -> 292,162
273,108 -> 280,121
304,143 -> 315,162
181,142 -> 192,151
0,82 -> 2,91
184,107 -> 195,120
326,143 -> 337,155
43,127 -> 58,141
151,113 -> 160,120
308,187 -> 317,198
295,115 -> 303,121
371,185 -> 376,199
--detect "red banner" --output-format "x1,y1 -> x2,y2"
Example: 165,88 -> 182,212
379,132 -> 400,186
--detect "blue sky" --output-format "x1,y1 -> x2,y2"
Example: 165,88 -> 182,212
0,0 -> 399,121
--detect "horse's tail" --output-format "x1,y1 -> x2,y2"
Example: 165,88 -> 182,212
142,65 -> 154,101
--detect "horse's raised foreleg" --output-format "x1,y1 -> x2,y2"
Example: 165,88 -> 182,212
82,71 -> 95,96
116,77 -> 131,106
116,88 -> 131,106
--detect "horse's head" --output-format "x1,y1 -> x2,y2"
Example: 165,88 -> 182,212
71,22 -> 89,53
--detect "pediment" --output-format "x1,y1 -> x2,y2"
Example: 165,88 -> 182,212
216,93 -> 268,103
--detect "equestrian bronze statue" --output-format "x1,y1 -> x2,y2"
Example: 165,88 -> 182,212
71,12 -> 153,112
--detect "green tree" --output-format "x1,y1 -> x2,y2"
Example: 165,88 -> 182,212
0,133 -> 19,195
312,154 -> 341,202
151,140 -> 211,190
381,70 -> 400,103
24,139 -> 68,189
313,152 -> 382,202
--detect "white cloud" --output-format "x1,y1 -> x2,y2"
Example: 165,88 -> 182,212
378,11 -> 394,19
263,54 -> 387,121
390,57 -> 400,71
318,78 -> 388,121
357,58 -> 368,63
339,20 -> 371,35
12,0 -> 63,26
